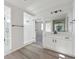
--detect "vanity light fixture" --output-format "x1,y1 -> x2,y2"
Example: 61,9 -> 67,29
54,10 -> 58,13
58,9 -> 62,12
51,9 -> 62,14
70,19 -> 75,24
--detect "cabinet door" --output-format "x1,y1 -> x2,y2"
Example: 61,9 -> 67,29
49,37 -> 56,50
43,37 -> 55,50
43,37 -> 51,48
56,36 -> 73,56
54,37 -> 64,52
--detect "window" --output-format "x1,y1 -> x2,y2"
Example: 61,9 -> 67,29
45,22 -> 52,32
41,23 -> 44,30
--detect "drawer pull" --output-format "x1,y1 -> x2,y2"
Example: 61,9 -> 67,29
55,40 -> 56,43
65,37 -> 69,39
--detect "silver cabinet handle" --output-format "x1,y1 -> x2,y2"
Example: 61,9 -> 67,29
4,38 -> 5,42
65,37 -> 69,39
52,40 -> 54,42
55,40 -> 56,43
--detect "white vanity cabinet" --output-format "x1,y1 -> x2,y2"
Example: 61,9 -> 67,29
43,32 -> 74,57
55,35 -> 73,56
43,36 -> 56,50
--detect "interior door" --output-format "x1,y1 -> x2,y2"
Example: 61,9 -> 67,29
24,20 -> 35,44
24,12 -> 35,44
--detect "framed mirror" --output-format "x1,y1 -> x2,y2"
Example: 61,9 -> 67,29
53,19 -> 66,32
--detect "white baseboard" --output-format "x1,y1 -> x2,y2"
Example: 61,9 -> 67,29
5,40 -> 35,56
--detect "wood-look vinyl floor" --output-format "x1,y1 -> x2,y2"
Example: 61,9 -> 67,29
5,43 -> 75,59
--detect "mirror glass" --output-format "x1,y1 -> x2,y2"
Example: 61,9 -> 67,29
53,19 -> 65,32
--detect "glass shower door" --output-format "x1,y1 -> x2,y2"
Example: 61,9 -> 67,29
4,5 -> 11,54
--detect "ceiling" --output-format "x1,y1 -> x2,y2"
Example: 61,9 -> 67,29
4,0 -> 74,21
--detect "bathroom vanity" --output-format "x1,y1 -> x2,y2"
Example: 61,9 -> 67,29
43,16 -> 75,57
43,32 -> 74,57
